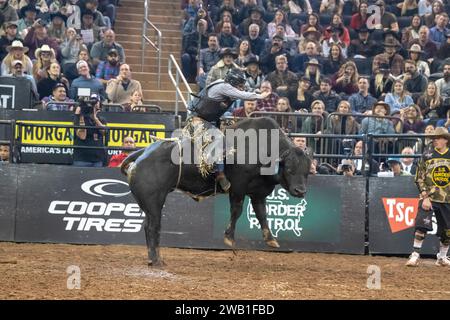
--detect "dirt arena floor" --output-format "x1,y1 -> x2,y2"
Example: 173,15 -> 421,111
0,242 -> 449,300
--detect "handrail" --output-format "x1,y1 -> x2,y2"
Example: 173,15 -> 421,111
168,54 -> 192,116
141,0 -> 162,88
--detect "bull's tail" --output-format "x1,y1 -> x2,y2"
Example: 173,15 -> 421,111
120,148 -> 146,176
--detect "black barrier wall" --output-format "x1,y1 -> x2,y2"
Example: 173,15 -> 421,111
0,164 -> 366,254
369,177 -> 440,255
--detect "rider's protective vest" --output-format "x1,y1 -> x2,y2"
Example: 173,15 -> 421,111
190,80 -> 233,122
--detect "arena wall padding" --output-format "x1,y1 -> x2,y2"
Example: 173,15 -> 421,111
5,165 -> 367,254
368,177 -> 441,255
0,165 -> 17,241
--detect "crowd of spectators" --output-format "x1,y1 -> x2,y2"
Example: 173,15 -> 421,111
0,0 -> 146,112
180,0 -> 450,174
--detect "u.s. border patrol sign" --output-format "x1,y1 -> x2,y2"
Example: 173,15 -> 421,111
213,185 -> 341,244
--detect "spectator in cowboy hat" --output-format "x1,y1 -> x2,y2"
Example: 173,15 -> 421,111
32,43 -> 56,81
370,63 -> 394,99
299,58 -> 322,90
16,3 -> 39,36
408,43 -> 430,77
47,11 -> 67,45
322,26 -> 347,58
243,55 -> 263,92
372,38 -> 404,76
0,21 -> 21,61
359,101 -> 395,135
348,25 -> 376,59
205,47 -> 239,87
22,17 -> 60,60
1,39 -> 32,75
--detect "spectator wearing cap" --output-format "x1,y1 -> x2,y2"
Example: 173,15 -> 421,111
350,1 -> 369,31
243,55 -> 263,92
196,33 -> 220,90
23,18 -> 60,60
69,59 -> 105,100
8,59 -> 38,98
239,6 -> 268,38
1,39 -> 32,75
255,80 -> 279,112
205,47 -> 239,87
349,76 -> 377,114
32,44 -> 56,81
42,82 -> 75,111
372,38 -> 404,77
386,157 -> 411,176
0,21 -> 20,61
313,77 -> 341,113
90,29 -> 125,66
321,26 -> 347,58
79,9 -> 102,47
106,63 -> 142,105
246,23 -> 265,56
37,61 -> 69,99
429,12 -> 449,48
348,26 -> 376,59
373,0 -> 399,32
95,48 -> 120,85
47,11 -> 67,45
259,34 -> 290,74
16,3 -> 38,36
408,26 -> 437,61
407,43 -> 430,77
0,0 -> 18,22
218,21 -> 239,49
401,14 -> 422,46
265,55 -> 298,102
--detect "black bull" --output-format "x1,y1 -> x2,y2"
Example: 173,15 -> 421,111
121,118 -> 311,266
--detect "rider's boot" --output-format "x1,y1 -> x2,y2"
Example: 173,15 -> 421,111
217,172 -> 231,192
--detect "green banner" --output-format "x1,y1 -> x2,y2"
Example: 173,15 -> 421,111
213,185 -> 341,243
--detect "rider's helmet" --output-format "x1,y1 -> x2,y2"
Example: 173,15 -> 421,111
224,68 -> 246,88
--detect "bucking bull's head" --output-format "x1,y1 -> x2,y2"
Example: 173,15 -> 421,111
278,147 -> 312,198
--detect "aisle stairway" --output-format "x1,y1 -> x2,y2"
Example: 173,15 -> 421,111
114,0 -> 190,111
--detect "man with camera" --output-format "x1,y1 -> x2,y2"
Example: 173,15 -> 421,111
73,93 -> 108,167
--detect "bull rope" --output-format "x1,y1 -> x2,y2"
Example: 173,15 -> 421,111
146,135 -> 183,190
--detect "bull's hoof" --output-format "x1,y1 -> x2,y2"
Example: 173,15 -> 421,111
148,259 -> 166,268
224,236 -> 235,248
265,239 -> 280,248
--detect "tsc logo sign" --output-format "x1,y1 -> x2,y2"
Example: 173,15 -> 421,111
382,198 -> 419,233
